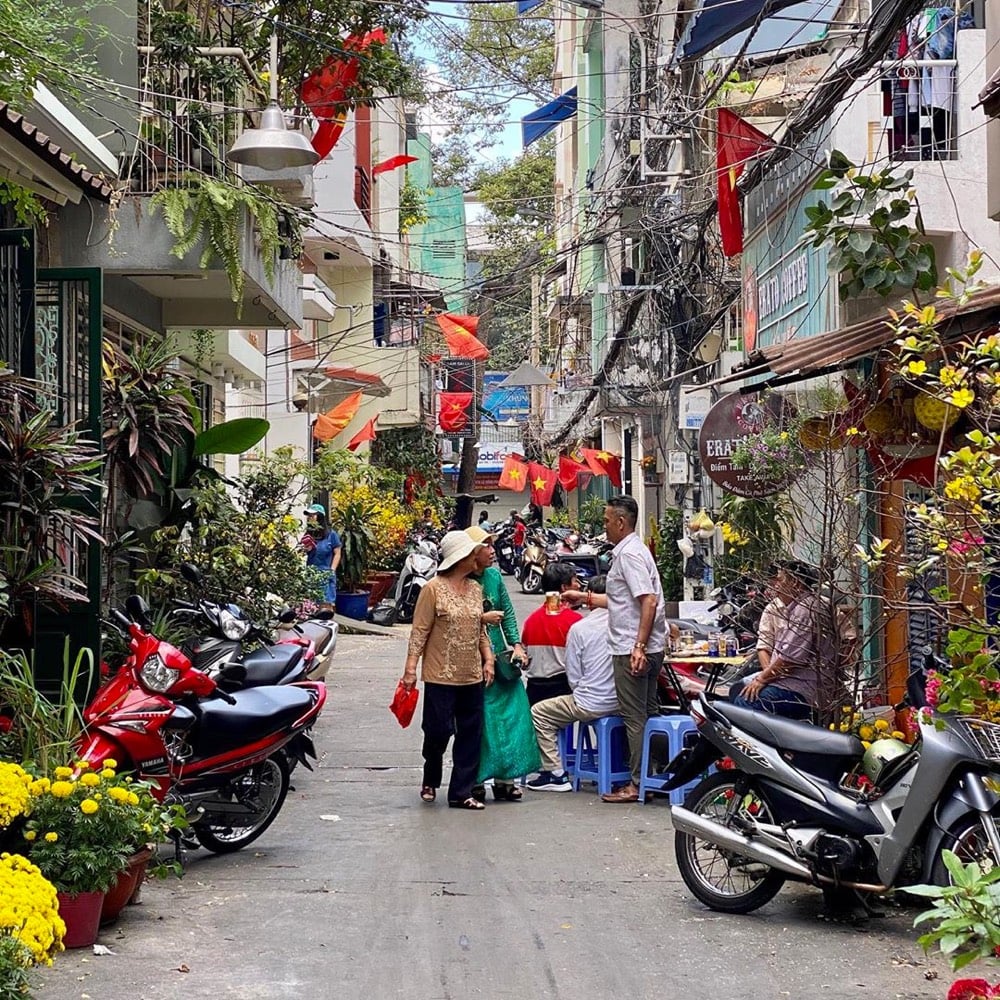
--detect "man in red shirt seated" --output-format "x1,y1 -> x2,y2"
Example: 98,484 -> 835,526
520,563 -> 583,707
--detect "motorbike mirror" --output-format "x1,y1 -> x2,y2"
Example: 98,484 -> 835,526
277,608 -> 297,624
179,563 -> 203,586
123,594 -> 152,628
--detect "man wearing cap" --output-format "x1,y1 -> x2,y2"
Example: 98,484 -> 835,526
731,560 -> 821,720
301,504 -> 342,607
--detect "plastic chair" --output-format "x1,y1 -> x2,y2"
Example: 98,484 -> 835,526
569,715 -> 632,795
638,715 -> 701,805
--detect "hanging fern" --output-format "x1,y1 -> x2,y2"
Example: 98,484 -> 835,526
150,178 -> 286,316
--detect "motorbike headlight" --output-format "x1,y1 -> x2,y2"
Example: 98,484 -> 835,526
218,609 -> 251,640
140,654 -> 180,693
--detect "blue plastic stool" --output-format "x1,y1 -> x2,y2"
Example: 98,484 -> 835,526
570,715 -> 632,795
638,715 -> 700,805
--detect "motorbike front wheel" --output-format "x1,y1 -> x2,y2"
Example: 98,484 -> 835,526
521,567 -> 543,594
674,771 -> 786,914
931,812 -> 1000,884
396,584 -> 422,624
194,754 -> 290,854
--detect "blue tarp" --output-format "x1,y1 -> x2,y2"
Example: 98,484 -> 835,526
674,0 -> 807,62
517,0 -> 544,13
521,87 -> 578,147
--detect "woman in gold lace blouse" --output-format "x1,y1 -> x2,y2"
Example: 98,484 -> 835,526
401,531 -> 495,810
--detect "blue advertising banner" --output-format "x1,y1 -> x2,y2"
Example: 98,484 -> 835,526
482,373 -> 530,422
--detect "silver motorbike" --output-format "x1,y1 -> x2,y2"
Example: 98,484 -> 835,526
665,693 -> 1000,913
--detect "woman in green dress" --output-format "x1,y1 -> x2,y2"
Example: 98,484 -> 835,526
465,526 -> 540,801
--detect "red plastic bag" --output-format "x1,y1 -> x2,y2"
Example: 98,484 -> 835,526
390,682 -> 419,728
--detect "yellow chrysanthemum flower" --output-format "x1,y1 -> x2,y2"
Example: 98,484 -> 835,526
79,772 -> 100,787
23,831 -> 36,842
100,769 -> 116,779
859,725 -> 875,741
74,761 -> 90,770
102,759 -> 118,771
44,833 -> 57,843
79,799 -> 99,815
874,719 -> 890,732
53,767 -> 73,780
108,787 -> 129,803
891,731 -> 906,740
48,781 -> 73,799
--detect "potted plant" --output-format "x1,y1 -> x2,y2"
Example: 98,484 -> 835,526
336,517 -> 374,621
21,761 -> 141,947
0,851 -> 65,996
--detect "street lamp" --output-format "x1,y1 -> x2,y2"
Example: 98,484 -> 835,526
227,33 -> 319,171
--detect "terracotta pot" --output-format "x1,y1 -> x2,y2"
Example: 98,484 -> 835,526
57,890 -> 105,948
100,848 -> 153,925
365,572 -> 398,608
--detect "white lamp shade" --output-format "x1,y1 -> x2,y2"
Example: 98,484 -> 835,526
227,103 -> 319,170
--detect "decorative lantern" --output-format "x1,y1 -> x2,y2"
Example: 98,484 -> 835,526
913,391 -> 960,432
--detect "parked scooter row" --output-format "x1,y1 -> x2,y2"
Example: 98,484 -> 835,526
81,594 -> 326,854
368,531 -> 440,626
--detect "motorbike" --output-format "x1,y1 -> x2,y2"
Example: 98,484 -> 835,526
662,671 -> 1000,914
174,564 -> 337,686
368,534 -> 439,625
493,519 -> 520,576
519,528 -> 549,594
81,595 -> 326,854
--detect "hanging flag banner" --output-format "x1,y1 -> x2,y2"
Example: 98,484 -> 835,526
437,313 -> 489,360
557,453 -> 591,492
347,415 -> 378,451
313,390 -> 363,442
499,453 -> 529,491
581,448 -> 623,489
438,391 -> 474,433
300,29 -> 386,160
521,88 -> 577,148
717,107 -> 773,257
372,154 -> 419,175
528,462 -> 558,506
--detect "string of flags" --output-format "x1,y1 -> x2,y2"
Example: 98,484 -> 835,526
499,450 -> 622,505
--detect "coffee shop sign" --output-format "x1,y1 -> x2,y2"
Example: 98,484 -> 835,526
758,252 -> 808,322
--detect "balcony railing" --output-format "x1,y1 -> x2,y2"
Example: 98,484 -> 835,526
879,59 -> 959,162
129,47 -> 263,194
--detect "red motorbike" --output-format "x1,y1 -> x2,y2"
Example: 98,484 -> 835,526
79,595 -> 326,854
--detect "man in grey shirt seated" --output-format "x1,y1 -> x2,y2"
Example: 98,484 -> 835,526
527,575 -> 620,791
731,560 -> 821,721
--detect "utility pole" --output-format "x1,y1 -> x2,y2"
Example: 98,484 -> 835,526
527,273 -> 542,457
453,325 -> 489,529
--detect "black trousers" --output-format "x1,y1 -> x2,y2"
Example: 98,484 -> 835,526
421,681 -> 484,802
526,673 -> 572,707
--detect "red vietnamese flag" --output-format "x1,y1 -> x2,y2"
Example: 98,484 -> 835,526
313,390 -> 363,442
300,29 -> 386,160
437,313 -> 489,360
581,447 -> 623,488
528,462 -> 558,506
347,415 -> 378,451
499,454 -> 529,492
438,391 -> 474,432
372,154 -> 419,175
557,453 -> 590,492
717,108 -> 772,257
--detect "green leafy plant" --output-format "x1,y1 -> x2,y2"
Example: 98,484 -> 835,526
0,932 -> 38,998
0,180 -> 48,228
0,645 -> 93,775
655,508 -> 684,602
716,494 -> 794,585
150,178 -> 285,313
802,150 -> 938,301
907,850 -> 1000,972
399,178 -> 429,235
0,368 -> 102,640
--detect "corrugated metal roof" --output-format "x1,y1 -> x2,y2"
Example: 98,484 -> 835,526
323,366 -> 391,397
711,284 -> 1000,389
0,102 -> 114,202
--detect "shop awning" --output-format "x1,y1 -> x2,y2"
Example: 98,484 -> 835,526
522,88 -> 577,148
322,366 -> 391,397
674,0 -> 807,62
708,284 -> 1000,392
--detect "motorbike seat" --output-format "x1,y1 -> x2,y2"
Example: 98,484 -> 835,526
710,701 -> 864,757
240,644 -> 304,686
198,686 -> 314,750
295,621 -> 335,652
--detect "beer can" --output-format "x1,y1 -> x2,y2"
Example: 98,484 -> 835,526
544,591 -> 561,614
707,634 -> 720,657
725,635 -> 739,658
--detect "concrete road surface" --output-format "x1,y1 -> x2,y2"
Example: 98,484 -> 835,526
39,620 -> 949,1000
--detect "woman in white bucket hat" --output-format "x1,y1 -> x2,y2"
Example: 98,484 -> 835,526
401,532 -> 496,810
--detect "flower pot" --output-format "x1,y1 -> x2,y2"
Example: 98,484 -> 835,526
100,848 -> 153,925
365,572 -> 398,608
338,591 -> 371,621
57,890 -> 105,948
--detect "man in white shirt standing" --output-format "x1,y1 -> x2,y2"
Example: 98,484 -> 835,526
563,494 -> 668,803
527,575 -> 619,791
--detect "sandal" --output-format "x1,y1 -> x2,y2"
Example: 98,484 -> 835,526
420,786 -> 436,803
493,783 -> 522,802
448,797 -> 485,810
